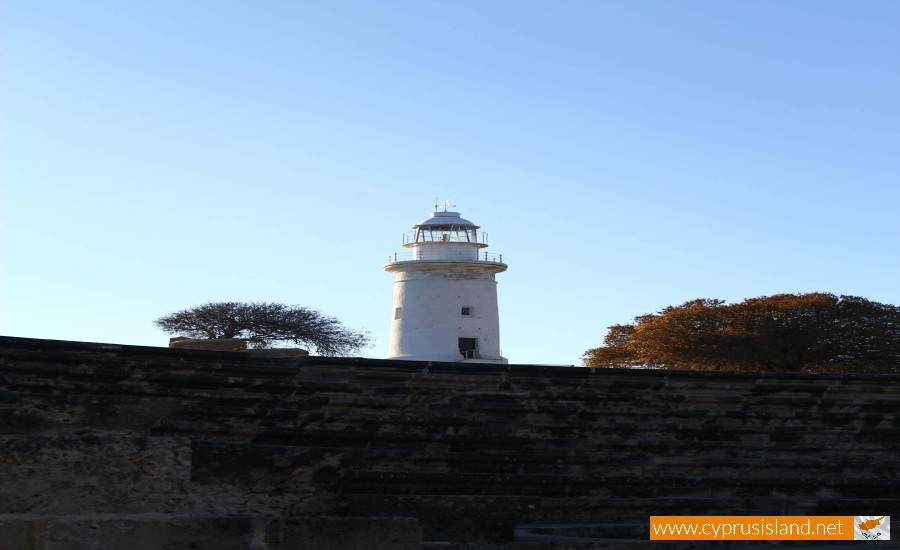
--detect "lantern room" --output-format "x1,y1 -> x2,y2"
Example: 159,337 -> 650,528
404,211 -> 487,247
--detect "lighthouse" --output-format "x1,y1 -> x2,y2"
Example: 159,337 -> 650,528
384,204 -> 508,363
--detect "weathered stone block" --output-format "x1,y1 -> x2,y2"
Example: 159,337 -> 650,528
0,436 -> 191,514
245,348 -> 309,358
270,517 -> 422,549
169,338 -> 247,351
0,393 -> 180,436
188,443 -> 346,516
0,516 -> 422,550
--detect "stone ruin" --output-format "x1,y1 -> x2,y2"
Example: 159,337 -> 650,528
1,335 -> 898,549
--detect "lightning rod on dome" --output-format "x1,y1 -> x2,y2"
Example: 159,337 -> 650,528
434,198 -> 455,212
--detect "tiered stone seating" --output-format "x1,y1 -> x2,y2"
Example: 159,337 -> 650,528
1,335 -> 898,549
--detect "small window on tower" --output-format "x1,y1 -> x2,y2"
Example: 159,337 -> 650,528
394,307 -> 402,320
461,306 -> 472,316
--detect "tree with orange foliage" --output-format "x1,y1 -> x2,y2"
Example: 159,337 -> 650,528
583,293 -> 900,373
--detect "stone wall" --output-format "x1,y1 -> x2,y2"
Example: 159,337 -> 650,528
1,335 -> 898,548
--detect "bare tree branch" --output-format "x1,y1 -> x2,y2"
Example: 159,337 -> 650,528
155,301 -> 371,356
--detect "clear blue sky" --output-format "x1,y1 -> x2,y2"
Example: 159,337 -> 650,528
2,0 -> 898,365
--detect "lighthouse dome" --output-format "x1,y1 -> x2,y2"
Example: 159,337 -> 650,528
415,211 -> 479,228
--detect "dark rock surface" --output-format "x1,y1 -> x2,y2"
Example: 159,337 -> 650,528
1,335 -> 899,549
0,516 -> 421,550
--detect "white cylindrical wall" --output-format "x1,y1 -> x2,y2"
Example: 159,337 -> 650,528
413,243 -> 480,261
387,267 -> 503,362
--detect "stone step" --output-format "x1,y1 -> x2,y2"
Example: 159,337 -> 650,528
344,493 -> 900,545
515,521 -> 649,544
0,374 -> 290,403
7,375 -> 889,442
0,386 -> 900,447
184,442 -> 895,482
178,421 -> 897,452
4,370 -> 897,426
525,496 -> 900,521
0,391 -> 182,436
154,420 -> 558,450
0,367 -> 350,396
157,432 -> 899,475
150,414 -> 900,456
422,541 -> 897,549
6,370 -> 896,434
194,438 -> 896,474
0,515 -> 421,550
151,420 -> 900,463
340,453 -> 896,478
4,353 -> 898,420
4,349 -> 897,399
3,335 -> 897,383
3,355 -> 894,398
325,470 -> 900,498
511,521 -> 900,549
0,342 -> 301,376
173,401 -> 897,434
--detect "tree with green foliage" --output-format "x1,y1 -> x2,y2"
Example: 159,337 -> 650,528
155,301 -> 370,356
583,293 -> 900,373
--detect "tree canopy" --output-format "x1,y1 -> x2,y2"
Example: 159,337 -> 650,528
583,293 -> 900,373
155,301 -> 371,356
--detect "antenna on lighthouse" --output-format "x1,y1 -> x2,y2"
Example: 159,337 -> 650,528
435,199 -> 455,212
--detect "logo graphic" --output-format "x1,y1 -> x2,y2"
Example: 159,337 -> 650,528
854,516 -> 890,541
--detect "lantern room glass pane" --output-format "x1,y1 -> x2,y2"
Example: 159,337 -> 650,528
413,225 -> 479,243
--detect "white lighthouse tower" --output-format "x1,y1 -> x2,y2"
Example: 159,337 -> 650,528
384,204 -> 508,363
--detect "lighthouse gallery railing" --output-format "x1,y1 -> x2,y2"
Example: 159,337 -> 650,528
386,251 -> 504,264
